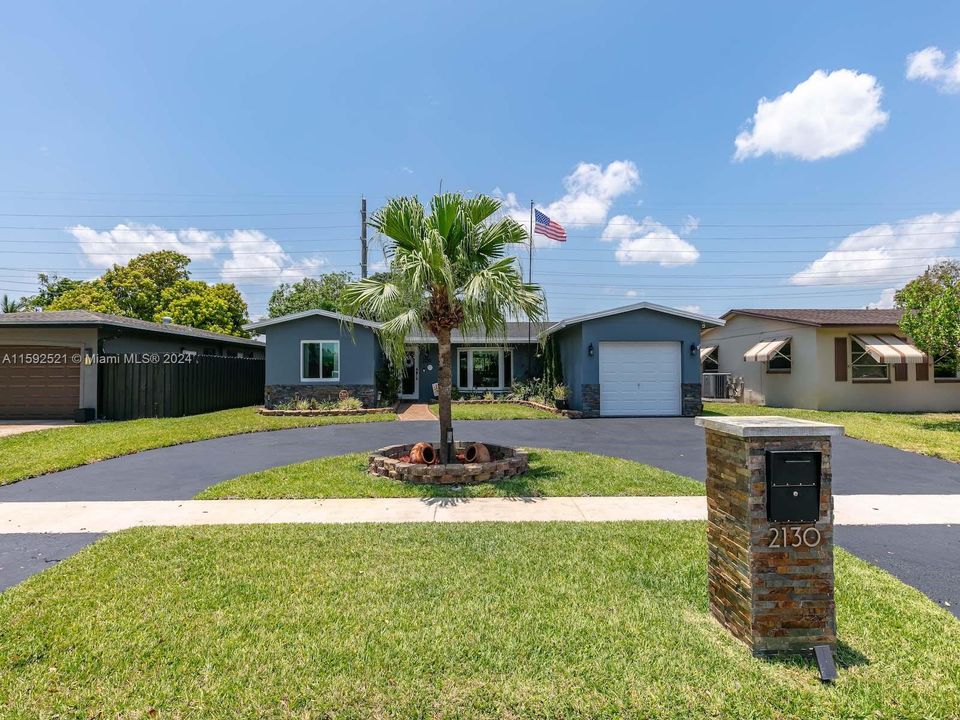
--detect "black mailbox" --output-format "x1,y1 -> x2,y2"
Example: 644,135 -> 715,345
766,450 -> 821,523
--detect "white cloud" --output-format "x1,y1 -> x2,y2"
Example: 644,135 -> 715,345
678,304 -> 703,314
66,223 -> 329,287
602,215 -> 700,267
790,210 -> 960,286
734,69 -> 889,161
219,230 -> 327,285
866,288 -> 898,309
68,223 -> 226,267
498,160 -> 640,246
680,215 -> 699,236
625,289 -> 639,297
906,46 -> 960,93
542,160 -> 640,227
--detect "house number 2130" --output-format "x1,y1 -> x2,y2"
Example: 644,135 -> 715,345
768,526 -> 822,548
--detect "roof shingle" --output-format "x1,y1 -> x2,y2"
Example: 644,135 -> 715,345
0,310 -> 264,346
723,308 -> 903,327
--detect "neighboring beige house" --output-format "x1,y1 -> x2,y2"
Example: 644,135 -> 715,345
700,309 -> 960,412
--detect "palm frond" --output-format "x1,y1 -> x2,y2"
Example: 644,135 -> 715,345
340,276 -> 402,320
471,216 -> 528,261
463,195 -> 501,226
369,196 -> 426,253
378,307 -> 423,370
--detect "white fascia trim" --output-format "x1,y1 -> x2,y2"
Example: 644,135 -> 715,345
244,308 -> 382,331
539,301 -> 725,337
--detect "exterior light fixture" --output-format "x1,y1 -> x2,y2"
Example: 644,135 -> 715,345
83,348 -> 94,366
690,343 -> 699,357
587,343 -> 594,357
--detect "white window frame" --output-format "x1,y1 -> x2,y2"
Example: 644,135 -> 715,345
300,340 -> 340,382
702,347 -> 719,373
766,341 -> 792,374
457,347 -> 512,390
850,337 -> 889,382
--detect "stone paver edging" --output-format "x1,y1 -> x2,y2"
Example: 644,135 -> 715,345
3,494 -> 959,534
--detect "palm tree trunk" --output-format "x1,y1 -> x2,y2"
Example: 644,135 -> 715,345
436,327 -> 454,463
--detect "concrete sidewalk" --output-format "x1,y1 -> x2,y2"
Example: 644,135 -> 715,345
2,494 -> 959,534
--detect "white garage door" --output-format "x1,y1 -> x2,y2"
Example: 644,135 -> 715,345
599,341 -> 681,416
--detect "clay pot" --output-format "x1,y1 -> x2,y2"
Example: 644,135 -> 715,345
463,443 -> 491,463
409,442 -> 437,465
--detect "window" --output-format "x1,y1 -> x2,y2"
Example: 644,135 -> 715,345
702,347 -> 719,373
934,352 -> 960,380
301,340 -> 340,381
850,338 -> 888,381
457,347 -> 512,390
766,341 -> 791,373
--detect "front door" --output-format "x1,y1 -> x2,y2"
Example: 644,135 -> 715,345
399,348 -> 419,399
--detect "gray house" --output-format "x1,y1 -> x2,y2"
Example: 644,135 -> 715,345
542,303 -> 722,416
247,302 -> 723,417
0,310 -> 264,420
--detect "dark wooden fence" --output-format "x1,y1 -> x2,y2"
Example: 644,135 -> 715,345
98,355 -> 265,420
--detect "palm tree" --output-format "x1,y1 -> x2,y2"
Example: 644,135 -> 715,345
343,193 -> 547,462
1,294 -> 23,313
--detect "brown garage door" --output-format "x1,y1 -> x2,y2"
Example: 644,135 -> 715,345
0,346 -> 81,419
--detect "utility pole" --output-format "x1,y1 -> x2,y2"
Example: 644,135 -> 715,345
360,195 -> 368,279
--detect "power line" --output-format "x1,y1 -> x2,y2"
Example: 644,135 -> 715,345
1,212 -> 957,229
0,210 -> 358,219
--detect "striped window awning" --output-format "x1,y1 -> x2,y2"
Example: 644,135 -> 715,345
700,345 -> 717,360
744,337 -> 791,362
851,334 -> 926,364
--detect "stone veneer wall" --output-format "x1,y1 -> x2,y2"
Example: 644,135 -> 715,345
705,429 -> 836,656
264,384 -> 375,408
581,384 -> 600,417
681,383 -> 702,416
581,382 -> 700,417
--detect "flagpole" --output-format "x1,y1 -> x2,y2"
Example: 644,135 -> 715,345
528,200 -> 534,346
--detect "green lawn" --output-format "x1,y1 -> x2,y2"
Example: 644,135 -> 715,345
430,401 -> 562,420
196,449 -> 703,499
2,522 -> 957,719
703,402 -> 960,463
0,407 -> 396,486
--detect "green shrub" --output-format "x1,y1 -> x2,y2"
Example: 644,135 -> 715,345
375,365 -> 400,406
336,397 -> 363,410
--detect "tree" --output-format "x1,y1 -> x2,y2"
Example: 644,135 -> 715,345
342,193 -> 546,462
102,250 -> 191,320
156,280 -> 250,337
267,272 -> 355,318
1,294 -> 23,313
31,251 -> 251,337
20,273 -> 82,310
48,281 -> 122,314
896,261 -> 960,369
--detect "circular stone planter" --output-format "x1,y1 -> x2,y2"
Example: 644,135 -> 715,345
368,443 -> 529,485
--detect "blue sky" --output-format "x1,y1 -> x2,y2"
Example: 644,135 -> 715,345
1,1 -> 959,320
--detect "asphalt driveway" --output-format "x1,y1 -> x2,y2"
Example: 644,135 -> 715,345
1,418 -> 958,615
2,417 -> 958,502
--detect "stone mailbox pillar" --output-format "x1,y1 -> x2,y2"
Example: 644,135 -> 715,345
694,415 -> 844,657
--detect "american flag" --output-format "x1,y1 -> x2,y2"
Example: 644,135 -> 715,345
534,209 -> 567,241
